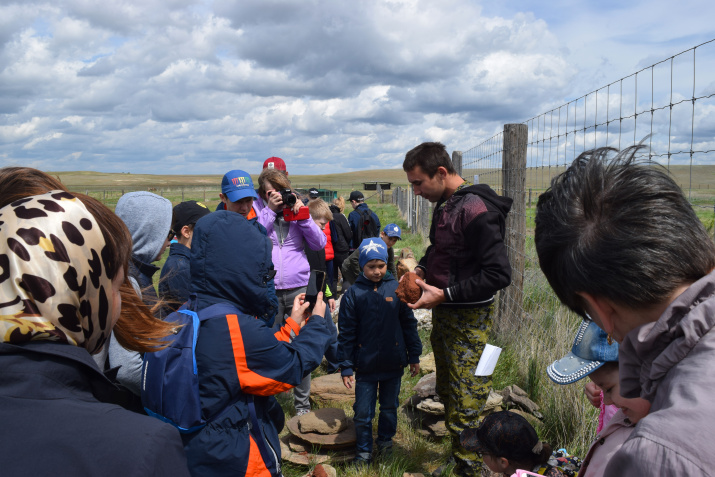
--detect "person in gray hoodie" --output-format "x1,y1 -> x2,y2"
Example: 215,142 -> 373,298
535,144 -> 715,476
95,191 -> 173,398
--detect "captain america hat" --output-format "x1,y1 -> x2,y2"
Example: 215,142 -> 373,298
221,170 -> 258,203
383,223 -> 402,239
546,318 -> 619,385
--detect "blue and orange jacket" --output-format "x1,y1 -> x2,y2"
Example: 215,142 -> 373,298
182,211 -> 331,477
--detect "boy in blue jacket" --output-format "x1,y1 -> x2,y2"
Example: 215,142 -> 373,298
339,237 -> 422,465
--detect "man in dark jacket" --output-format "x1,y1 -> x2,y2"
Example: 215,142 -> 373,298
347,190 -> 380,250
403,142 -> 512,477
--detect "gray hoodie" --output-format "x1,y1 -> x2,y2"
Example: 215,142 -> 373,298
115,191 -> 172,265
103,191 -> 172,395
605,270 -> 715,476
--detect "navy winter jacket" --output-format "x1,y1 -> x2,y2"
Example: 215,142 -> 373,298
338,272 -> 422,380
181,211 -> 331,476
348,203 -> 380,249
159,242 -> 191,312
0,341 -> 189,477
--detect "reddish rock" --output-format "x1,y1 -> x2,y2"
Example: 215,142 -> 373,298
396,271 -> 422,304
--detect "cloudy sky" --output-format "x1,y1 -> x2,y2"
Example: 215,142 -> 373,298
1,0 -> 713,174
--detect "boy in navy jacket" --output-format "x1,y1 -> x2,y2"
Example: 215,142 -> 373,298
338,237 -> 422,465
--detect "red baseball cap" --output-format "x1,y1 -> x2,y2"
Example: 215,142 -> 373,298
263,157 -> 287,172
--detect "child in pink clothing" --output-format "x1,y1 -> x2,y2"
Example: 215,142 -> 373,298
547,320 -> 650,477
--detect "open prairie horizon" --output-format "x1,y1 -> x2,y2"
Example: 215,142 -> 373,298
46,165 -> 715,193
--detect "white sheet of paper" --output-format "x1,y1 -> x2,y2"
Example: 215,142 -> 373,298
474,344 -> 502,376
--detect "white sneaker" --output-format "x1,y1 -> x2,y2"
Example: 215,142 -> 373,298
296,409 -> 310,417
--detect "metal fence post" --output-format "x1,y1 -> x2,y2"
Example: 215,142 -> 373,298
498,124 -> 528,328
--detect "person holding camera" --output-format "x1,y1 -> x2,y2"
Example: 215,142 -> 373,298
256,168 -> 327,416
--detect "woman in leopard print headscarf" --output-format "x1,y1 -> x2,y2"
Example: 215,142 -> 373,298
0,190 -> 190,476
0,190 -> 119,353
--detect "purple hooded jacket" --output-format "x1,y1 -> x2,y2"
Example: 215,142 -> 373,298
257,207 -> 326,290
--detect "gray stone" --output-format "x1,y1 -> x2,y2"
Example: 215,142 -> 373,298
501,385 -> 540,414
298,408 -> 348,435
413,372 -> 437,398
426,419 -> 448,437
419,352 -> 436,374
416,397 -> 445,415
310,373 -> 355,404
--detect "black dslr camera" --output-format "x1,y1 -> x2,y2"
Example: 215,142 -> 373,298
280,189 -> 297,208
280,188 -> 309,221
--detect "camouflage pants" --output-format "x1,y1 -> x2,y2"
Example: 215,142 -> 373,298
431,304 -> 493,477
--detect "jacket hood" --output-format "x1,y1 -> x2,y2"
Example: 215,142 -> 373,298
456,184 -> 513,217
190,211 -> 277,321
115,191 -> 172,264
329,204 -> 341,214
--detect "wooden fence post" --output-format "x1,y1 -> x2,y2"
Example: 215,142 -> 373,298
452,150 -> 463,177
498,124 -> 527,329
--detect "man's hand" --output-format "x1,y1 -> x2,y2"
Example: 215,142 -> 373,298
328,298 -> 336,313
342,375 -> 355,389
585,381 -> 602,408
408,279 -> 445,309
409,363 -> 420,377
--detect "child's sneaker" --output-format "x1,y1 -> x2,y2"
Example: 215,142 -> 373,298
296,409 -> 310,417
352,455 -> 372,468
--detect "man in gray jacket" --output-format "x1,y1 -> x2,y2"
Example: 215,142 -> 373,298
535,145 -> 715,476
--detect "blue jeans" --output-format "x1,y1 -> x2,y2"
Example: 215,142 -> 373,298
352,375 -> 401,460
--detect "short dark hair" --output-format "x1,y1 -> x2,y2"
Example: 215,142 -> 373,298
535,145 -> 715,314
403,141 -> 456,177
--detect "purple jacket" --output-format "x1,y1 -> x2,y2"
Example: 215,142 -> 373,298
606,270 -> 715,476
257,207 -> 327,290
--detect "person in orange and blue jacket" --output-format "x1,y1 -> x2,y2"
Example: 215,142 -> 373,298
180,210 -> 332,477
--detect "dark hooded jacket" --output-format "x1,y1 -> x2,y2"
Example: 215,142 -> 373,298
180,211 -> 331,477
418,184 -> 512,305
0,341 -> 189,477
329,204 -> 352,257
338,272 -> 422,381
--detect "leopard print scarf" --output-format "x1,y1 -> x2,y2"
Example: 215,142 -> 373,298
0,191 -> 115,354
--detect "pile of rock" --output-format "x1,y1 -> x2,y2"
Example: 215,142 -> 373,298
280,408 -> 356,466
401,373 -> 541,439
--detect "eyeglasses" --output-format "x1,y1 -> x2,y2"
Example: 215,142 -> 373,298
167,229 -> 175,241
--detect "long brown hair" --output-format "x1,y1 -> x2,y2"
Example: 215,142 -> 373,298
74,193 -> 175,352
257,168 -> 291,200
0,166 -> 66,208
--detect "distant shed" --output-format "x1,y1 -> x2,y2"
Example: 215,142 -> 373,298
362,182 -> 392,190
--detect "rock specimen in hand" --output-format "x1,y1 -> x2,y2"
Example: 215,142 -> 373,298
396,271 -> 422,304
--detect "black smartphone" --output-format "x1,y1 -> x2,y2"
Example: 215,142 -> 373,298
305,270 -> 326,309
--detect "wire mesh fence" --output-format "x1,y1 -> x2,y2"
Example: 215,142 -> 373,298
392,39 -> 715,452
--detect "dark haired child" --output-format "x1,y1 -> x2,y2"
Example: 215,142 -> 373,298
338,237 -> 422,465
159,200 -> 211,312
460,411 -> 564,477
